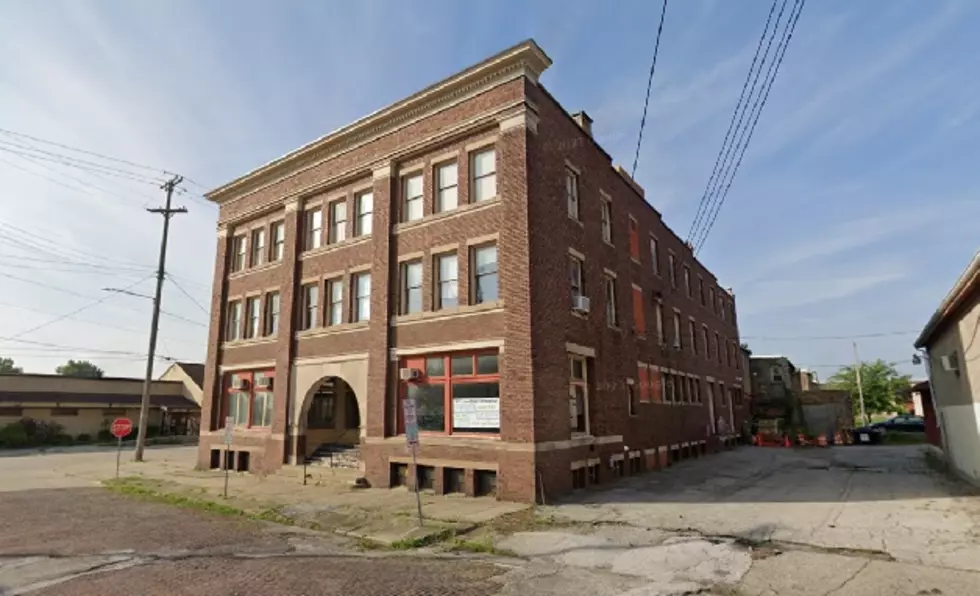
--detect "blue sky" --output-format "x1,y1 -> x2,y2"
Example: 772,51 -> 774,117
0,0 -> 977,380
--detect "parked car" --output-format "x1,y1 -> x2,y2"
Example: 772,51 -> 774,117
871,414 -> 925,433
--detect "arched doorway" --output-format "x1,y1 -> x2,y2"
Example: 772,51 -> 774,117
303,376 -> 361,460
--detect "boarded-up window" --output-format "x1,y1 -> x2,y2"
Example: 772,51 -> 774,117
638,366 -> 650,403
632,286 -> 645,335
649,368 -> 663,403
628,217 -> 639,261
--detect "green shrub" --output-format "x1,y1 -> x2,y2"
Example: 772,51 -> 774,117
76,433 -> 92,443
0,423 -> 30,448
97,429 -> 114,442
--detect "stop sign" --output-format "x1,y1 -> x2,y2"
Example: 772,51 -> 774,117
110,418 -> 133,439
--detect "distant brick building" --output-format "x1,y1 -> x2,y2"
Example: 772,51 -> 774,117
199,40 -> 746,502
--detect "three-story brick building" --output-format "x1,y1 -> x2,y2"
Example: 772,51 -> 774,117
199,40 -> 747,502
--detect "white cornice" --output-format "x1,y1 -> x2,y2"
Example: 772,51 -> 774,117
207,40 -> 552,206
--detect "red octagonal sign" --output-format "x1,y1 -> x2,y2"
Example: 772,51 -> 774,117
110,418 -> 133,439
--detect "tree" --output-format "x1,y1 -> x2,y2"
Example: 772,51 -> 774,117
55,360 -> 104,378
827,359 -> 910,422
0,357 -> 23,374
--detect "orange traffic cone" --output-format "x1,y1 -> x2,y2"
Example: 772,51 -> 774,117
783,435 -> 791,448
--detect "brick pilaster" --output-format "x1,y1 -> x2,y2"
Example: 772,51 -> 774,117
277,200 -> 301,463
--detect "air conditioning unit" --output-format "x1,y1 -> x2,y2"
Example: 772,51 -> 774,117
255,376 -> 273,390
572,295 -> 591,313
399,367 -> 421,381
231,377 -> 250,390
941,352 -> 960,373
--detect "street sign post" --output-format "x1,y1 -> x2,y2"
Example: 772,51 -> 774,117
223,416 -> 233,498
403,396 -> 422,527
110,418 -> 133,479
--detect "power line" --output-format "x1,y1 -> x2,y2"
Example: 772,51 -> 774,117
166,274 -> 210,316
0,336 -> 182,361
694,0 -> 805,255
631,0 -> 669,177
687,0 -> 780,243
742,330 -> 917,341
0,150 -> 150,209
0,140 -> 167,184
0,127 -> 175,177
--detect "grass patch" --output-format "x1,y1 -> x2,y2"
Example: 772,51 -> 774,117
104,477 -> 246,517
389,527 -> 457,550
447,536 -> 519,558
484,508 -> 577,535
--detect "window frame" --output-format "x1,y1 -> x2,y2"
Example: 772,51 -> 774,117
265,291 -> 280,336
672,311 -> 682,349
689,319 -> 697,355
325,278 -> 343,326
300,283 -> 318,331
604,274 -> 618,328
328,199 -> 347,244
398,350 -> 501,437
270,221 -> 285,262
402,173 -> 424,222
436,161 -> 459,213
226,300 -> 242,341
471,244 -> 499,305
353,272 -> 371,322
231,234 -> 246,272
655,302 -> 665,345
628,216 -> 640,261
627,380 -> 637,417
684,266 -> 692,298
600,199 -> 613,244
355,191 -> 373,237
222,369 -> 276,429
434,252 -> 459,310
400,260 -> 423,315
569,254 -> 584,300
250,228 -> 266,268
650,236 -> 660,275
244,296 -> 260,340
566,167 -> 580,220
303,208 -> 322,251
668,252 -> 677,287
702,325 -> 710,361
569,354 -> 590,434
470,148 -> 497,202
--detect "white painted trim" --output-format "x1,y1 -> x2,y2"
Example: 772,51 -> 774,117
393,339 -> 504,356
292,353 -> 369,366
566,342 -> 596,358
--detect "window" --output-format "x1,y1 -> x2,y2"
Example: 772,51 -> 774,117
694,379 -> 702,404
265,292 -> 280,336
471,148 -> 496,202
721,385 -> 728,406
672,312 -> 682,349
719,296 -> 726,321
570,355 -> 589,433
702,326 -> 710,361
328,200 -> 347,244
566,168 -> 579,219
400,260 -> 423,315
600,199 -> 612,243
638,366 -> 650,403
355,191 -> 373,236
308,389 -> 336,429
326,279 -> 343,325
224,370 -> 275,428
709,287 -> 715,313
403,174 -> 423,222
668,253 -> 676,287
699,277 -> 705,306
436,162 -> 458,212
627,382 -> 637,416
435,253 -> 458,309
250,229 -> 265,267
271,221 -> 285,262
245,296 -> 260,339
226,300 -> 242,341
715,332 -> 722,363
771,366 -> 783,382
472,244 -> 498,304
300,284 -> 318,331
401,351 -> 500,435
650,237 -> 660,275
569,255 -> 584,300
353,272 -> 371,322
684,267 -> 691,298
231,235 -> 246,272
304,208 -> 322,251
664,373 -> 675,404
605,274 -> 618,327
632,286 -> 645,335
629,217 -> 639,261
655,302 -> 664,344
689,320 -> 697,355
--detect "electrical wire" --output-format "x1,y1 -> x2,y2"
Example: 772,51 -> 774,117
0,140 -> 167,184
0,336 -> 182,361
0,127 -> 176,176
631,0 -> 669,178
687,0 -> 780,243
742,330 -> 918,341
166,274 -> 210,316
693,0 -> 806,255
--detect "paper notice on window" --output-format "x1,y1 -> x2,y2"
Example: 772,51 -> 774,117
452,398 -> 499,429
859,433 -> 869,442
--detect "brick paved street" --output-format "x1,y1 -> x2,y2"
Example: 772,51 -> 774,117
0,488 -> 506,595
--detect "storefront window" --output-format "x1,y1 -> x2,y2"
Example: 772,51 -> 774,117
401,351 -> 500,435
224,370 -> 275,428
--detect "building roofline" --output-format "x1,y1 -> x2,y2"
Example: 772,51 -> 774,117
206,39 -> 552,205
0,372 -> 183,384
915,250 -> 980,348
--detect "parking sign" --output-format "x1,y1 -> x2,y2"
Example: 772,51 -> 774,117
404,397 -> 419,447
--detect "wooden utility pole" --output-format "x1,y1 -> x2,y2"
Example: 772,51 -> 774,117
853,341 -> 868,426
134,175 -> 186,462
